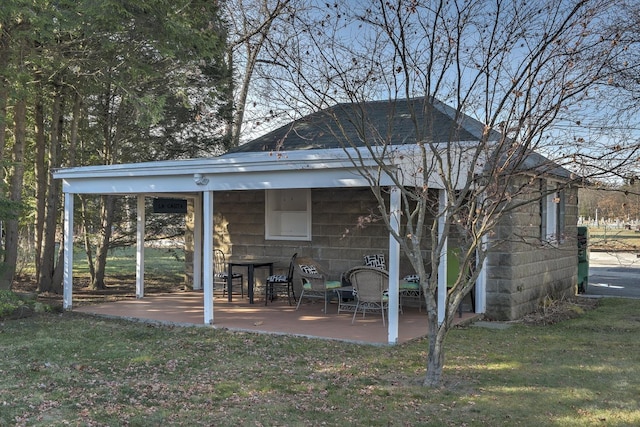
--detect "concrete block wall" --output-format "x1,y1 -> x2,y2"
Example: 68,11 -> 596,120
484,183 -> 579,320
197,181 -> 579,319
210,188 -> 424,295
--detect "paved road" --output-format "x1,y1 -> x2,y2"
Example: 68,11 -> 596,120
587,252 -> 640,298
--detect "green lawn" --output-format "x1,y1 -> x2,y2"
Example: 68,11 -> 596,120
1,298 -> 639,426
71,246 -> 186,278
587,226 -> 640,251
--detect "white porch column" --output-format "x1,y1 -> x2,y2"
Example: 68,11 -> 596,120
475,235 -> 488,313
202,191 -> 214,324
136,195 -> 145,299
437,189 -> 448,325
63,192 -> 74,310
387,186 -> 401,344
192,195 -> 203,290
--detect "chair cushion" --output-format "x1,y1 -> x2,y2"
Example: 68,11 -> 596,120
400,281 -> 420,290
325,280 -> 342,289
302,279 -> 342,290
299,264 -> 318,275
352,287 -> 389,302
364,254 -> 386,269
215,272 -> 242,279
267,274 -> 288,282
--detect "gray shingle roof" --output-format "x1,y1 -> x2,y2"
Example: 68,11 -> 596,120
230,96 -> 576,182
231,97 -> 501,153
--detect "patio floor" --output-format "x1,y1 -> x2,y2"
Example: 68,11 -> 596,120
73,291 -> 480,345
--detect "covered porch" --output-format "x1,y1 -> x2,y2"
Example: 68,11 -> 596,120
54,147 -> 487,345
73,291 -> 479,345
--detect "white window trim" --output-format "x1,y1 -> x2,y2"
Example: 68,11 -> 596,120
544,191 -> 558,241
265,189 -> 312,241
541,182 -> 565,244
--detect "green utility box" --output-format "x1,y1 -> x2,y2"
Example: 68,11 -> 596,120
577,226 -> 589,293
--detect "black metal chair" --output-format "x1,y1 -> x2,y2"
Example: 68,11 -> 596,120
214,249 -> 244,298
265,253 -> 297,305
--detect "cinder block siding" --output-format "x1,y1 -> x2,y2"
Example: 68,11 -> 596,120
207,182 -> 578,319
212,188 -> 421,284
484,184 -> 579,320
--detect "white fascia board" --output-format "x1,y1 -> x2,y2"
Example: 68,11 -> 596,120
55,148 -> 389,194
54,145 -> 465,195
59,167 -> 381,194
53,149 -> 362,180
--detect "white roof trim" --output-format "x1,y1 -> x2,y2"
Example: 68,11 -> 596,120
53,147 -> 392,194
52,144 -> 474,195
54,148 -> 361,178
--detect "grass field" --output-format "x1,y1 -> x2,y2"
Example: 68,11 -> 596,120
1,298 -> 639,426
71,246 -> 186,278
585,226 -> 640,251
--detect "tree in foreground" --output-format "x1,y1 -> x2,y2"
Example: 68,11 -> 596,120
258,0 -> 639,386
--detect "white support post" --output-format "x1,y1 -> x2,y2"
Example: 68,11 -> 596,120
136,195 -> 145,299
202,191 -> 214,324
437,189 -> 448,325
387,186 -> 401,344
193,195 -> 203,290
475,235 -> 487,313
63,192 -> 74,310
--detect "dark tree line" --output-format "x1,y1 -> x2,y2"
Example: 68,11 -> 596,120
0,0 -> 231,291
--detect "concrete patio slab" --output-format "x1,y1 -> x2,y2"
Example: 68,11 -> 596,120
73,291 -> 479,345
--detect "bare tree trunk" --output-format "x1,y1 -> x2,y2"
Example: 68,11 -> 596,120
0,85 -> 6,163
37,86 -> 63,293
0,33 -> 10,290
80,196 -> 96,284
226,0 -> 292,146
34,94 -> 46,283
0,85 -> 7,291
50,92 -> 82,290
90,195 -> 116,290
424,312 -> 447,387
66,92 -> 81,168
51,233 -> 65,290
0,27 -> 8,163
0,97 -> 27,290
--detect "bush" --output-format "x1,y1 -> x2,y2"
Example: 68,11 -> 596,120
0,290 -> 50,319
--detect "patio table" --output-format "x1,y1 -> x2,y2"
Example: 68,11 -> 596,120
227,260 -> 274,304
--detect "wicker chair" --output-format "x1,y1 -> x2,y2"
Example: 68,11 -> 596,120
348,266 -> 389,325
294,257 -> 342,313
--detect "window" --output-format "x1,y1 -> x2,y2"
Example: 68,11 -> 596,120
540,181 -> 565,243
265,189 -> 311,241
